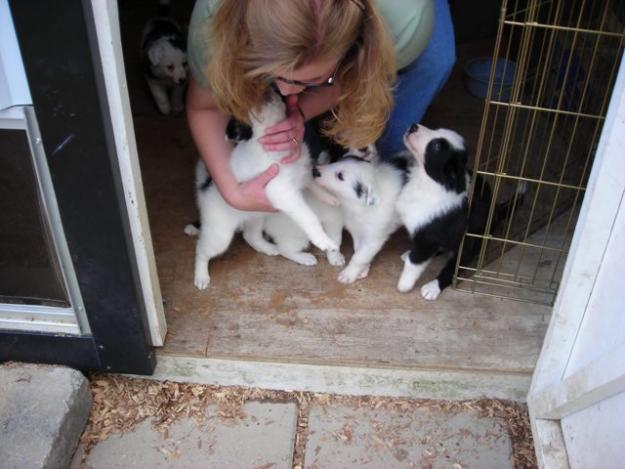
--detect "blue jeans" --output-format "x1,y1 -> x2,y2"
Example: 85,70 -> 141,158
377,0 -> 456,159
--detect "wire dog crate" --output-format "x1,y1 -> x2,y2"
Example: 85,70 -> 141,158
454,0 -> 625,305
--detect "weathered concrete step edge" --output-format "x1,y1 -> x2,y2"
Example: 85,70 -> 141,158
0,363 -> 92,469
137,353 -> 531,402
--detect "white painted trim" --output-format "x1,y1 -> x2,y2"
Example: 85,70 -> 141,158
0,106 -> 89,335
0,0 -> 32,109
146,353 -> 532,401
0,303 -> 80,335
530,55 -> 625,396
24,107 -> 91,334
529,418 -> 570,469
530,343 -> 625,419
0,106 -> 28,129
89,1 -> 166,345
528,49 -> 625,469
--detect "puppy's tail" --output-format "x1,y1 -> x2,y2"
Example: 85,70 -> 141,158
158,0 -> 171,17
492,181 -> 528,231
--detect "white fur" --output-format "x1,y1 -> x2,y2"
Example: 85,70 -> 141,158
312,156 -> 403,284
193,92 -> 337,289
262,191 -> 345,266
420,279 -> 442,300
142,17 -> 187,115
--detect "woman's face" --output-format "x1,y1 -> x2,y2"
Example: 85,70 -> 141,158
272,55 -> 341,96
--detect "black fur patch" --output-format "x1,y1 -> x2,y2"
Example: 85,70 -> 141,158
226,118 -> 253,142
354,181 -> 364,198
142,18 -> 186,53
423,138 -> 468,193
199,174 -> 212,192
341,154 -> 372,164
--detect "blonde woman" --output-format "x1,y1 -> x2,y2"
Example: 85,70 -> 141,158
186,0 -> 454,212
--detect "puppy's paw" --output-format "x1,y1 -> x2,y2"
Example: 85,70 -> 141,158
194,272 -> 210,290
290,252 -> 318,266
397,276 -> 416,293
310,233 -> 339,252
337,267 -> 361,284
420,279 -> 441,301
256,244 -> 280,256
357,265 -> 370,279
184,224 -> 200,237
326,250 -> 345,267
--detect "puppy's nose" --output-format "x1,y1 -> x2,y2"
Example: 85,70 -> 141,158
409,123 -> 419,134
312,167 -> 321,178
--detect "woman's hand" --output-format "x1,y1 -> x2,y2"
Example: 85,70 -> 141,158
226,164 -> 279,212
258,95 -> 306,164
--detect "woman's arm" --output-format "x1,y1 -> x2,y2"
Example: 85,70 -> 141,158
186,77 -> 278,212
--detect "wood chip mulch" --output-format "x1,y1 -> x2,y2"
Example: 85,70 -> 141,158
79,374 -> 537,468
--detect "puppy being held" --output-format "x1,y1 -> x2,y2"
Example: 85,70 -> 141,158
396,124 -> 526,300
312,146 -> 406,284
141,0 -> 188,115
193,91 -> 338,290
188,118 -> 345,267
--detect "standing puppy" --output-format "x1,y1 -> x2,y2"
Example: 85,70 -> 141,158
141,0 -> 188,114
396,124 -> 524,300
312,148 -> 406,283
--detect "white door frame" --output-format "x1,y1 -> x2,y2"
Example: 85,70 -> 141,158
89,0 -> 167,346
528,52 -> 625,468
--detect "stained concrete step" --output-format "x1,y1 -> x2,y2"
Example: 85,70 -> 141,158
0,362 -> 91,469
71,401 -> 298,468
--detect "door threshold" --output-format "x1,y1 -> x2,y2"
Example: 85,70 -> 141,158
132,352 -> 532,402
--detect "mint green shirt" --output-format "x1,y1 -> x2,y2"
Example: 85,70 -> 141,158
188,0 -> 434,87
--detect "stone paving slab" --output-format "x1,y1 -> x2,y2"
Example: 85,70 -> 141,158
72,401 -> 297,469
0,363 -> 91,469
304,402 -> 513,469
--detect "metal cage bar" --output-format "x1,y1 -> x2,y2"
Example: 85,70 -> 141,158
454,0 -> 625,305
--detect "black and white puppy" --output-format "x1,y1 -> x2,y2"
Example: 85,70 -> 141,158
312,147 -> 406,283
193,91 -> 337,289
396,124 -> 524,300
141,0 -> 188,115
186,116 -> 344,267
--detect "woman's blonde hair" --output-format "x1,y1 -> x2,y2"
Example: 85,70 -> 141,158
207,0 -> 396,148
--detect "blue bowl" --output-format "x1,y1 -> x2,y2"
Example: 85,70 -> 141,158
463,57 -> 517,101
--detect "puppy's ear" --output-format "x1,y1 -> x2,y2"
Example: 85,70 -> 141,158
148,43 -> 165,65
457,148 -> 468,169
353,181 -> 377,206
443,149 -> 469,192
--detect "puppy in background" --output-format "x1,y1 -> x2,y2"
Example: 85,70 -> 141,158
396,124 -> 526,300
141,0 -> 188,115
312,146 -> 407,284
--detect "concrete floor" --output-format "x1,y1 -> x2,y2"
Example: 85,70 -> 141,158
71,376 -> 535,468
